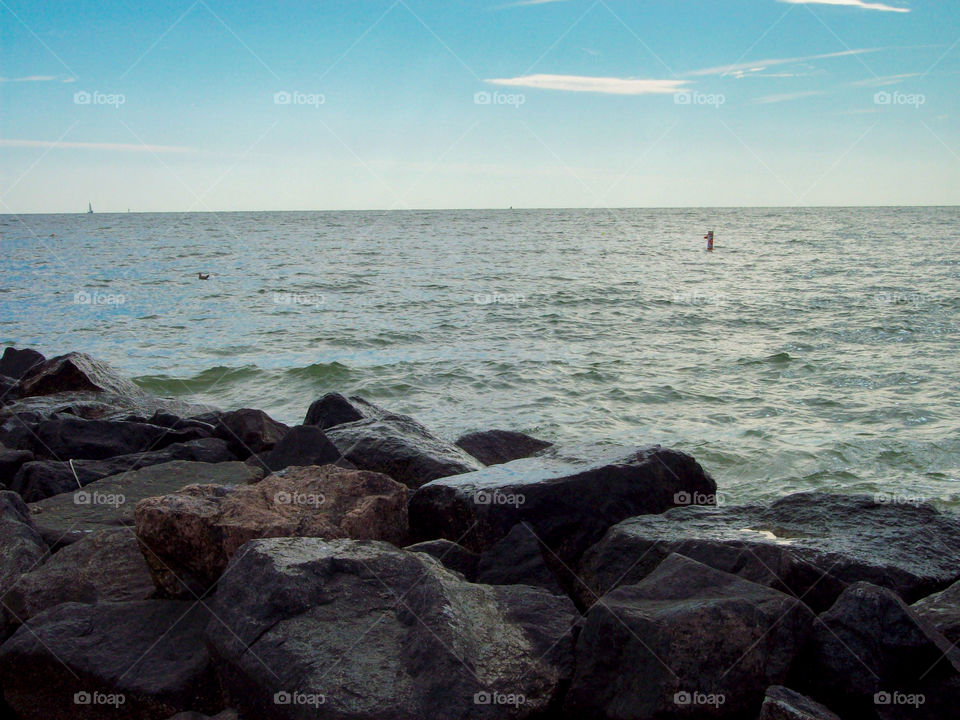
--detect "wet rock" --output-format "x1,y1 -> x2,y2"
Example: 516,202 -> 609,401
18,351 -> 142,398
12,437 -> 236,503
325,411 -> 483,489
0,600 -> 219,720
27,460 -> 262,547
0,448 -> 33,487
404,539 -> 479,581
303,392 -> 380,429
913,579 -> 960,645
475,522 -> 564,595
0,375 -> 19,405
206,537 -> 577,720
0,347 -> 45,381
408,445 -> 716,568
0,491 -> 49,636
798,582 -> 960,719
252,424 -> 344,472
135,465 -> 409,598
455,429 -> 552,466
759,686 -> 843,720
578,492 -> 960,613
4,528 -> 155,624
564,554 -> 815,720
207,408 -> 289,458
33,415 -> 209,461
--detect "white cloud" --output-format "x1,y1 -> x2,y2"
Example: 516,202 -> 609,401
0,75 -> 76,83
0,139 -> 192,153
688,48 -> 882,77
752,90 -> 827,104
485,74 -> 688,95
496,0 -> 565,8
850,72 -> 920,87
777,0 -> 909,13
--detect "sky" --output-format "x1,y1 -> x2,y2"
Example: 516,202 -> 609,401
1,0 -> 957,211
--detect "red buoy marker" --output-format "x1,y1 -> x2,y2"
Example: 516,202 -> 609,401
704,230 -> 714,251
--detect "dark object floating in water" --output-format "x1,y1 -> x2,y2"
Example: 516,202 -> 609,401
87,202 -> 93,214
197,272 -> 210,280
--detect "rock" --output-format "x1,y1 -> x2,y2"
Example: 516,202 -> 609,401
17,351 -> 142,398
578,492 -> 960,613
208,408 -> 289,458
252,424 -> 344,472
33,415 -> 209,461
455,429 -> 552,466
913,579 -> 960,645
135,465 -> 409,598
564,554 -> 815,720
0,411 -> 44,451
799,582 -> 960,719
326,411 -> 483,489
408,445 -> 716,568
0,448 -> 33,486
27,460 -> 262,547
404,539 -> 479,581
476,522 -> 564,595
5,528 -> 155,624
206,537 -> 577,720
759,686 -> 843,720
303,392 -> 379,429
0,347 -> 45,380
0,491 -> 49,636
165,712 -> 238,720
0,374 -> 19,405
12,437 -> 236,503
0,600 -> 219,720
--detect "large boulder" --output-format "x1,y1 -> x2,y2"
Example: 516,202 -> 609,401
0,600 -> 219,720
0,347 -> 45,381
455,429 -> 552,466
0,491 -> 49,635
302,392 -> 379,429
205,409 -> 289,458
17,351 -> 141,398
12,437 -> 236,503
578,492 -> 960,613
252,424 -> 344,472
408,445 -> 716,568
798,582 -> 960,719
912,579 -> 960,645
564,553 -> 815,719
404,539 -> 480,581
475,521 -> 564,595
205,537 -> 577,720
135,465 -> 409,598
325,410 -> 483,489
27,460 -> 262,547
759,686 -> 843,720
4,528 -> 155,624
33,415 -> 209,461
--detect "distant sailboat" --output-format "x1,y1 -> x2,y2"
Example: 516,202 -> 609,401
87,202 -> 93,214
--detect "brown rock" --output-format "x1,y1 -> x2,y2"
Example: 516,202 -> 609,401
18,352 -> 142,398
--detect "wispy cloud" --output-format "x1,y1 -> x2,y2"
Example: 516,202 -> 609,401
850,72 -> 920,87
495,0 -> 565,8
752,90 -> 827,104
777,0 -> 909,13
0,139 -> 192,153
0,75 -> 76,83
688,48 -> 883,78
485,74 -> 688,95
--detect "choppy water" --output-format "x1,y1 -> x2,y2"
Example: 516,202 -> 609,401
2,207 -> 959,506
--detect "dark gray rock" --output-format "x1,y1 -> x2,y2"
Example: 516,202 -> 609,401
33,415 -> 209,461
408,445 -> 716,569
326,411 -> 483,489
913,579 -> 960,645
12,437 -> 236,503
578,492 -> 960,613
476,522 -> 564,595
27,460 -> 262,547
0,600 -> 219,720
404,539 -> 479,581
564,553 -> 815,720
0,448 -> 33,487
206,537 -> 577,720
207,408 -> 289,458
5,528 -> 155,623
0,491 -> 49,636
303,392 -> 379,429
0,347 -> 45,381
252,424 -> 343,472
18,351 -> 141,398
0,411 -> 44,451
759,686 -> 843,720
455,429 -> 552,466
0,374 -> 19,405
798,582 -> 960,720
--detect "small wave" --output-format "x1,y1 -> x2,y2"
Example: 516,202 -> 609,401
284,361 -> 353,383
134,365 -> 263,394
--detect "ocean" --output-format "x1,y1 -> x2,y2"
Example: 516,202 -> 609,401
2,207 -> 958,507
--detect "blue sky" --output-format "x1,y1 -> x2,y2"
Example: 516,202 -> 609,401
1,0 -> 957,211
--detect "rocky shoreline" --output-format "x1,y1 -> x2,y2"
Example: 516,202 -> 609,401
1,346 -> 959,719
